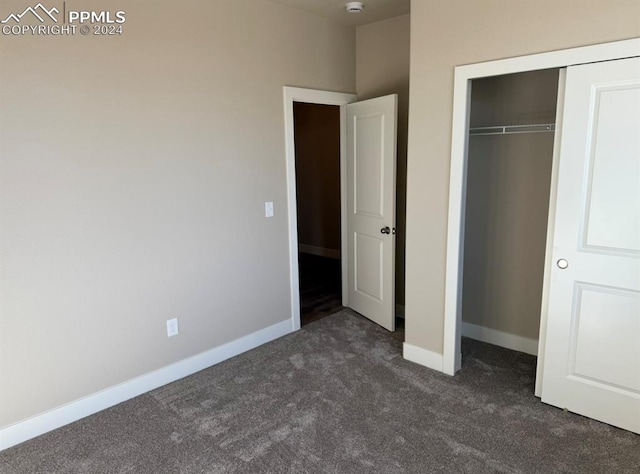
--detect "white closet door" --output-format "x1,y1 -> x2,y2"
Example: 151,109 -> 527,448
541,57 -> 640,433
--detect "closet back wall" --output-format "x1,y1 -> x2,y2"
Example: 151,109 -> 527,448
462,70 -> 559,343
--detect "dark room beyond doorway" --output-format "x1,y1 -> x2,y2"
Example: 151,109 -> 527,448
293,102 -> 342,325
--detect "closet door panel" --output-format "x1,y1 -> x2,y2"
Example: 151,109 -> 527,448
541,56 -> 640,434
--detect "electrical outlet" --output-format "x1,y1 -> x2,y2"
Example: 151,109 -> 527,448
265,201 -> 274,218
166,318 -> 179,337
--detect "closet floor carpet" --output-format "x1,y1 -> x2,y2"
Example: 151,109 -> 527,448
1,310 -> 638,473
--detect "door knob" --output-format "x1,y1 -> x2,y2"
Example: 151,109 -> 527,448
557,259 -> 569,269
380,226 -> 391,234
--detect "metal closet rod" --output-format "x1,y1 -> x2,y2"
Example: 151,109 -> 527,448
469,123 -> 556,135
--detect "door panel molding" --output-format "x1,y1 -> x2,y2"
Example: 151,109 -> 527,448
568,282 -> 640,394
579,81 -> 640,255
353,112 -> 386,218
354,232 -> 384,302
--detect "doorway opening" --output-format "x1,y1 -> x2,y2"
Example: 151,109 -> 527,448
283,87 -> 400,333
460,68 -> 560,392
283,87 -> 355,332
293,102 -> 343,325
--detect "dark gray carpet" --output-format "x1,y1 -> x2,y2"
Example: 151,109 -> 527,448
1,310 -> 638,473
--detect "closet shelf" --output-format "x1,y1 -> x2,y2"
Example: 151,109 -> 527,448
469,123 -> 555,136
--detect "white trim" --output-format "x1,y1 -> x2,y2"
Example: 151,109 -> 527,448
461,322 -> 539,356
443,66 -> 471,376
298,244 -> 340,259
535,68 -> 567,397
339,103 -> 349,308
403,342 -> 443,372
442,38 -> 640,377
283,87 -> 357,331
0,319 -> 292,451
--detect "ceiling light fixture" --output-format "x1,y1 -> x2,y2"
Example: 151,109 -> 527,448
345,2 -> 364,13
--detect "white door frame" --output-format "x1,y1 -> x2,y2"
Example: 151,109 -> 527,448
283,87 -> 357,331
442,38 -> 640,377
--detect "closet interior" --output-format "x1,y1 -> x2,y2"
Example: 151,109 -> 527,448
462,68 -> 561,360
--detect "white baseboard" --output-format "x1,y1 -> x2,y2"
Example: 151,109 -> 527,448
395,304 -> 405,318
298,244 -> 340,259
462,322 -> 538,356
0,319 -> 293,452
403,342 -> 444,372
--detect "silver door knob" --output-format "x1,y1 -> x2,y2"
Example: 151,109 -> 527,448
381,226 -> 391,234
557,259 -> 569,269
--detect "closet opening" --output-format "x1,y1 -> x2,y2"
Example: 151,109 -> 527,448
293,102 -> 343,326
461,68 -> 560,391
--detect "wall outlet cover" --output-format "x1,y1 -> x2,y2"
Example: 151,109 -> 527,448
166,318 -> 179,337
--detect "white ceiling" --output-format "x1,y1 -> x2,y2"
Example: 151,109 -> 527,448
270,0 -> 410,27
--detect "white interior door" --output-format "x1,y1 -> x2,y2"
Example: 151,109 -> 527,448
345,95 -> 397,331
541,57 -> 640,433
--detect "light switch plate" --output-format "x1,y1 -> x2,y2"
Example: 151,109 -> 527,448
265,201 -> 274,218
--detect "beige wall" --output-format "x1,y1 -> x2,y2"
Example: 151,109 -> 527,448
463,133 -> 554,340
293,103 -> 341,253
405,0 -> 640,353
463,70 -> 558,340
468,70 -> 560,128
356,14 -> 410,306
0,0 -> 355,428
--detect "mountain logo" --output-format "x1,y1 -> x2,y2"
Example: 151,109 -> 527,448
1,3 -> 59,24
